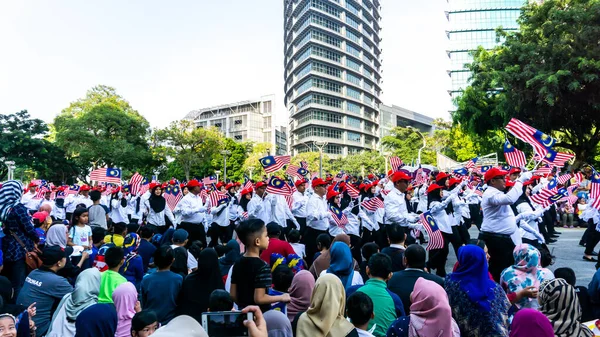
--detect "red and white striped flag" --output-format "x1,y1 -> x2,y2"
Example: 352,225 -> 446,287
465,157 -> 478,170
259,155 -> 291,174
208,190 -> 229,212
557,174 -> 573,185
419,211 -> 444,251
541,150 -> 574,167
361,197 -> 384,212
328,204 -> 348,229
590,172 -> 600,210
90,167 -> 122,184
129,172 -> 144,196
389,157 -> 403,172
504,140 -> 527,168
574,172 -> 584,184
346,184 -> 360,199
505,118 -> 555,158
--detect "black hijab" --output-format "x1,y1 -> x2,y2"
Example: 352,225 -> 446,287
219,240 -> 241,276
148,186 -> 166,213
240,193 -> 252,212
177,248 -> 224,323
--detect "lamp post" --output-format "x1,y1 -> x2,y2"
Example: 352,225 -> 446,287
220,150 -> 231,181
248,166 -> 255,180
382,151 -> 391,174
313,141 -> 328,178
4,161 -> 15,180
407,126 -> 426,165
215,170 -> 221,183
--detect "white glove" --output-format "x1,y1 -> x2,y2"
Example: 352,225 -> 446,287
410,214 -> 420,223
517,171 -> 533,183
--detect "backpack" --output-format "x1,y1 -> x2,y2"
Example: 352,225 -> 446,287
92,242 -> 116,272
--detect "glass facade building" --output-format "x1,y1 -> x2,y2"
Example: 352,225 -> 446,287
284,0 -> 383,156
447,0 -> 525,100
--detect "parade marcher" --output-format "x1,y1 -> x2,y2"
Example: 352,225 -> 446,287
177,180 -> 208,248
425,183 -> 460,277
207,187 -> 231,248
303,178 -> 330,267
478,167 -> 532,281
384,172 -> 421,244
109,187 -> 129,225
270,193 -> 300,237
359,181 -> 381,248
65,185 -> 92,222
247,181 -> 272,225
142,184 -> 175,235
292,179 -> 309,236
20,182 -> 39,214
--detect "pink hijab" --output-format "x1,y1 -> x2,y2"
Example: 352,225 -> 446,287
287,270 -> 315,322
409,278 -> 460,337
112,282 -> 138,337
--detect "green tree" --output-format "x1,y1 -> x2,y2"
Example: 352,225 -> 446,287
337,151 -> 385,176
381,127 -> 436,165
210,138 -> 249,182
453,0 -> 600,167
53,85 -> 156,178
0,110 -> 81,182
242,142 -> 275,180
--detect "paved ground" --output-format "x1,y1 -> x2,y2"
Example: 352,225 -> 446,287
443,226 -> 597,286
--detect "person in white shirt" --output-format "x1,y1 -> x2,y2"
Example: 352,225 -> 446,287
142,184 -> 175,234
269,194 -> 300,236
109,188 -> 129,224
360,181 -> 381,247
292,179 -> 309,235
384,172 -> 421,240
65,185 -> 93,221
21,182 -> 39,213
247,182 -> 272,224
478,167 -> 532,281
303,178 -> 330,266
177,180 -> 208,248
207,188 -> 230,247
38,190 -> 55,213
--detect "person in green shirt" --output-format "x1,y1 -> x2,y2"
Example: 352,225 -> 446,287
348,253 -> 405,337
98,246 -> 127,304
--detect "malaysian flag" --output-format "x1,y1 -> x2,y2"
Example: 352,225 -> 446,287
203,175 -> 217,185
453,167 -> 468,177
200,188 -> 208,203
505,118 -> 556,158
537,188 -> 570,207
346,183 -> 360,199
164,184 -> 183,210
328,204 -> 348,229
208,190 -> 229,212
90,167 -> 122,184
259,155 -> 291,174
541,149 -> 575,167
361,197 -> 384,212
333,172 -> 347,183
55,189 -> 66,199
34,182 -> 50,199
465,157 -> 478,170
535,164 -> 553,176
389,156 -> 404,172
574,172 -> 584,184
504,140 -> 527,168
474,184 -> 485,197
557,173 -> 573,185
129,172 -> 144,195
590,171 -> 600,210
530,179 -> 559,205
266,176 -> 292,196
419,211 -> 444,251
66,185 -> 80,195
243,175 -> 253,191
286,164 -> 309,180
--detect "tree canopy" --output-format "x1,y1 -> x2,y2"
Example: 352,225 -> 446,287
453,0 -> 600,167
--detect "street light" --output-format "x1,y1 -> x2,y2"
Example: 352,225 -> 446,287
248,166 -> 255,180
215,170 -> 221,183
4,161 -> 15,180
407,126 -> 426,165
220,150 -> 231,181
313,140 -> 328,178
381,151 -> 391,174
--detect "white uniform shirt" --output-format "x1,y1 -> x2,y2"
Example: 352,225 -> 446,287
306,194 -> 329,231
480,182 -> 524,235
428,197 -> 456,234
177,193 -> 207,224
65,194 -> 93,213
247,194 -> 272,224
21,191 -> 39,211
209,198 -> 230,227
109,199 -> 129,224
384,188 -> 418,227
143,199 -> 175,226
292,191 -> 308,218
270,195 -> 298,229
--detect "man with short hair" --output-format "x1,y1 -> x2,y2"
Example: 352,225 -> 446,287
16,246 -> 73,337
384,172 -> 420,237
303,178 -> 330,266
21,182 -> 39,214
381,224 -> 406,272
177,180 -> 208,247
247,181 -> 272,224
292,179 -> 309,235
387,244 -> 444,314
170,229 -> 197,277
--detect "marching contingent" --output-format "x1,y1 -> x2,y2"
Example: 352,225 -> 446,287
2,117 -> 600,337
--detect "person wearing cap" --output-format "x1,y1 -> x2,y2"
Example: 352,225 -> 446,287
384,172 -> 421,238
64,185 -> 93,222
16,246 -> 74,336
447,178 -> 471,250
269,192 -> 300,237
508,167 -> 522,182
479,167 -> 532,281
513,178 -> 551,249
292,179 -> 309,235
208,185 -> 233,248
21,182 -> 40,214
169,229 -> 197,277
247,181 -> 272,225
303,178 -> 330,266
36,189 -> 55,215
141,184 -> 175,235
109,187 -> 129,225
359,181 -> 382,247
176,180 -> 208,248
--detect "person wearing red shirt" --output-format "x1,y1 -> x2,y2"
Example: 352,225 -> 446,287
260,222 -> 296,264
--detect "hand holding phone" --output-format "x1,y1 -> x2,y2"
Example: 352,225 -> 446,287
242,306 -> 267,337
202,311 -> 253,337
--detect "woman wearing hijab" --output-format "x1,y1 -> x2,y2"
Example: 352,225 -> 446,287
47,268 -> 101,337
109,188 -> 129,224
113,282 -> 140,337
320,242 -> 363,290
425,183 -> 459,277
310,233 -> 359,279
46,223 -> 86,282
509,308 -> 554,337
177,248 -> 224,323
444,245 -> 510,337
387,277 -> 460,337
74,303 -> 118,337
500,244 -> 554,310
539,278 -> 594,337
151,315 -> 208,337
219,239 -> 242,278
264,309 -> 293,337
287,270 -> 315,322
143,185 -> 175,235
119,233 -> 144,287
0,181 -> 39,297
295,274 -> 358,337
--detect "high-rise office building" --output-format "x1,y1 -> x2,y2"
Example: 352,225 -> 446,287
447,0 -> 524,100
284,0 -> 383,157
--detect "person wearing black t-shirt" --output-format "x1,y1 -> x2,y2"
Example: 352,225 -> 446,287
230,219 -> 290,312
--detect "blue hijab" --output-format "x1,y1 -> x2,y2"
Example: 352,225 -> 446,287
74,303 -> 118,337
327,242 -> 354,289
449,245 -> 496,312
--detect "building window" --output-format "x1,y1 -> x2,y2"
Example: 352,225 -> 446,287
311,0 -> 340,17
296,62 -> 312,78
346,30 -> 360,44
363,94 -> 373,105
297,126 -> 342,140
346,87 -> 361,100
325,145 -> 342,154
346,102 -> 361,113
313,61 -> 341,77
264,116 -> 272,129
234,119 -> 242,125
348,147 -> 362,155
346,44 -> 360,57
312,29 -> 341,48
312,45 -> 341,63
297,78 -> 313,95
346,73 -> 360,85
264,132 -> 271,143
313,77 -> 342,92
297,94 -> 342,109
363,80 -> 373,91
214,123 -> 222,128
296,47 -> 311,63
346,58 -> 360,71
345,15 -> 360,30
298,109 -> 342,124
347,131 -> 361,142
311,14 -> 341,32
347,116 -> 361,129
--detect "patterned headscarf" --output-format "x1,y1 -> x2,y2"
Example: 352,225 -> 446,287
0,180 -> 23,221
123,233 -> 141,257
539,278 -> 594,337
500,244 -> 553,308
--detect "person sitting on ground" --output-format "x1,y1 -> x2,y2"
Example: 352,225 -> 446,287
509,308 -> 554,337
140,245 -> 182,325
98,247 -> 127,304
130,310 -> 159,337
288,229 -> 305,259
347,291 -> 375,337
259,222 -> 296,263
136,226 -> 156,273
381,224 -> 406,273
387,278 -> 460,337
388,244 -> 444,315
169,229 -> 197,277
359,242 -> 379,282
539,278 -> 594,337
230,219 -> 290,313
118,233 -> 144,287
554,267 -> 593,322
104,222 -> 127,248
586,265 -> 600,321
89,227 -> 106,263
208,289 -> 234,312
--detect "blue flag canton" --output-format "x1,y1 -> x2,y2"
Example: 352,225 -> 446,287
122,185 -> 130,193
543,148 -> 560,162
269,177 -> 286,189
591,172 -> 600,184
297,167 -> 308,176
69,185 -> 80,191
424,212 -> 439,233
171,185 -> 181,195
503,140 -> 516,153
453,168 -> 468,176
548,188 -> 569,203
329,204 -> 343,219
547,178 -> 558,190
533,130 -> 557,150
260,156 -> 276,167
501,164 -> 512,171
107,168 -> 121,178
480,165 -> 492,173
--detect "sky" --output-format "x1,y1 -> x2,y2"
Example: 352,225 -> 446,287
0,0 -> 452,128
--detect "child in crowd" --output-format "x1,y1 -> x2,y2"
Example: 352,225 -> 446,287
269,265 -> 295,313
140,245 -> 183,325
104,222 -> 127,247
288,229 -> 305,259
130,310 -> 159,337
90,227 -> 106,263
347,291 -> 375,337
170,229 -> 197,277
230,219 -> 290,313
381,224 -> 406,273
360,242 -> 380,282
555,267 -> 593,322
137,226 -> 157,273
32,211 -> 52,248
313,233 -> 332,261
88,190 -> 108,229
208,289 -> 235,312
119,233 -> 144,287
68,207 -> 92,255
98,247 -> 127,304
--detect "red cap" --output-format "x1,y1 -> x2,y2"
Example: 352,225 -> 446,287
169,179 -> 177,185
161,183 -> 168,189
312,178 -> 328,188
484,167 -> 509,183
27,182 -> 38,188
234,182 -> 241,187
226,183 -> 235,190
523,175 -> 541,186
426,184 -> 444,194
505,178 -> 515,188
368,174 -> 375,180
326,188 -> 339,200
216,181 -> 225,189
326,177 -> 333,182
509,167 -> 522,175
448,177 -> 462,187
149,182 -> 159,190
390,171 -> 411,183
180,183 -> 186,189
294,179 -> 307,187
32,211 -> 49,224
112,186 -> 121,193
435,172 -> 450,182
79,185 -> 91,192
339,181 -> 347,192
255,181 -> 267,189
359,183 -> 366,191
387,169 -> 394,176
241,188 -> 253,196
187,180 -> 202,188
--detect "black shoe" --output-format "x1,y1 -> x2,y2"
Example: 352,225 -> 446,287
551,232 -> 562,235
551,234 -> 560,238
548,238 -> 557,243
583,256 -> 598,262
